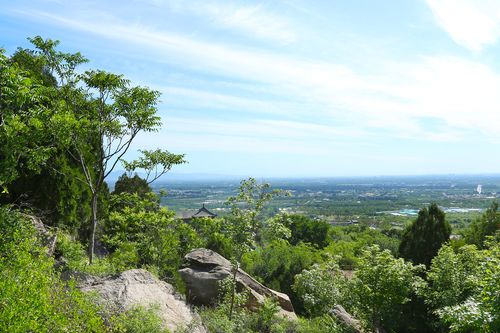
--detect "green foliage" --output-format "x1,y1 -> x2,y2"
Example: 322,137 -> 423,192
109,242 -> 140,272
261,213 -> 292,244
465,201 -> 500,248
56,229 -> 118,276
0,48 -> 56,186
3,36 -> 184,263
295,315 -> 343,333
325,225 -> 400,270
113,173 -> 152,197
285,214 -> 330,248
103,191 -> 203,285
243,240 -> 320,315
225,177 -> 290,258
426,244 -> 483,310
122,149 -> 186,184
109,305 -> 170,333
201,277 -> 347,333
293,256 -> 347,317
294,245 -> 425,332
399,203 -> 451,266
432,240 -> 500,332
350,246 -> 426,332
0,206 -> 106,332
189,217 -> 234,258
200,292 -> 298,333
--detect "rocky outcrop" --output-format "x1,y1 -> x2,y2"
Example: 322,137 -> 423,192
80,269 -> 206,333
179,248 -> 297,319
26,214 -> 57,256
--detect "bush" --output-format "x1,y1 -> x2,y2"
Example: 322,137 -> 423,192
56,229 -> 117,276
293,257 -> 347,317
433,240 -> 500,332
0,206 -> 106,332
109,304 -> 170,333
242,240 -> 320,314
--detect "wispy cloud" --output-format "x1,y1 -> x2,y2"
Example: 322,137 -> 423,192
171,1 -> 297,44
426,0 -> 500,51
20,8 -> 500,142
10,7 -> 500,147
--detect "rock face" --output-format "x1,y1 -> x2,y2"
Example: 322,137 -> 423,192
80,269 -> 206,333
179,248 -> 297,319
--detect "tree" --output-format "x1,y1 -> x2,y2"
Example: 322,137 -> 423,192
122,148 -> 186,185
0,47 -> 56,189
16,37 -> 184,263
73,69 -> 167,263
0,42 -> 104,234
399,203 -> 451,267
103,191 -> 202,283
224,178 -> 288,319
113,173 -> 152,197
465,201 -> 500,248
350,246 -> 426,332
292,255 -> 347,317
284,214 -> 330,248
435,240 -> 500,332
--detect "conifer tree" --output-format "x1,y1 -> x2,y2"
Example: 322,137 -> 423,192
399,203 -> 451,267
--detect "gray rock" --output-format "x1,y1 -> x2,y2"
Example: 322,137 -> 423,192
25,214 -> 57,256
179,248 -> 297,319
330,305 -> 366,333
80,269 -> 206,333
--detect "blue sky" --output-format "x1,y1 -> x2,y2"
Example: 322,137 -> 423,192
2,0 -> 500,178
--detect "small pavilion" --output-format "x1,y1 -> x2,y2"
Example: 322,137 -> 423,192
177,204 -> 217,220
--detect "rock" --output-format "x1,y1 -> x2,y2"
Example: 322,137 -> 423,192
80,269 -> 206,333
330,305 -> 365,333
25,214 -> 57,256
179,248 -> 297,320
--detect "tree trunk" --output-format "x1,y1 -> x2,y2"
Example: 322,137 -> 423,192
89,192 -> 98,264
228,261 -> 239,321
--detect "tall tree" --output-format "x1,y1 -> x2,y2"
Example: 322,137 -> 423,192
224,178 -> 288,319
72,70 -> 167,263
7,37 -> 184,263
399,203 -> 451,267
1,46 -> 96,231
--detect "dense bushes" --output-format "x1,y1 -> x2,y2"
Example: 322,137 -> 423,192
293,245 -> 425,333
0,207 -> 106,332
242,240 -> 320,315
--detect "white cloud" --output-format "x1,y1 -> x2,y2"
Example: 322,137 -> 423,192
426,0 -> 500,51
166,1 -> 296,44
13,9 -> 500,147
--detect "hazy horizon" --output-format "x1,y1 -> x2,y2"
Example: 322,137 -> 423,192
108,170 -> 500,184
2,1 -> 500,177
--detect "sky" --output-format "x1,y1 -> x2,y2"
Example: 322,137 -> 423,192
2,0 -> 500,178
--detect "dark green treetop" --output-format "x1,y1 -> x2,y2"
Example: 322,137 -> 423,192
399,203 -> 451,267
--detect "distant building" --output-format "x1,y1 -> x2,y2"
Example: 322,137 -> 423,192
176,204 -> 217,220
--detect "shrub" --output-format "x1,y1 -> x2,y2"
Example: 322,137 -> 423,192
0,206 -> 106,332
109,304 -> 170,333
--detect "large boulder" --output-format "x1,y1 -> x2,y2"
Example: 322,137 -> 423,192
80,269 -> 206,333
179,248 -> 297,320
